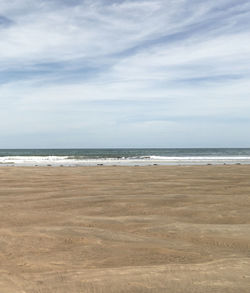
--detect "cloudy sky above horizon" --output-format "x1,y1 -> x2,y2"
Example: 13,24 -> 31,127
1,0 -> 250,148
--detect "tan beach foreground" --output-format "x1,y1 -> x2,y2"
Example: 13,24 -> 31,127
0,165 -> 250,292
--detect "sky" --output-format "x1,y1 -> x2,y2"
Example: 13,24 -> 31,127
0,0 -> 250,148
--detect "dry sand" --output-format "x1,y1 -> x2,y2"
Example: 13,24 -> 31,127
0,165 -> 250,292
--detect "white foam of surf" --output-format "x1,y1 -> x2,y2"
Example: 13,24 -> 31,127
148,156 -> 250,161
1,155 -> 250,166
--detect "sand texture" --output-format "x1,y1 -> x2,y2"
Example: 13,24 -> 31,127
0,165 -> 250,292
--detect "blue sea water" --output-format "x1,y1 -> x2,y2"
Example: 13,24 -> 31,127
0,148 -> 250,166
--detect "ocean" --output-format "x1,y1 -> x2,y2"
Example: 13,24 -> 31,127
0,148 -> 250,166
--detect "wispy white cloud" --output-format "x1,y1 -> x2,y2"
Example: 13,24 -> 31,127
0,0 -> 250,147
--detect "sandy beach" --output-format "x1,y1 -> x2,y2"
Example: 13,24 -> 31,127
0,165 -> 250,292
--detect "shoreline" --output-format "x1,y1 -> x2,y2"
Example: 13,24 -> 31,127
0,162 -> 249,167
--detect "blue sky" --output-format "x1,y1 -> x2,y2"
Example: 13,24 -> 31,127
0,0 -> 250,148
